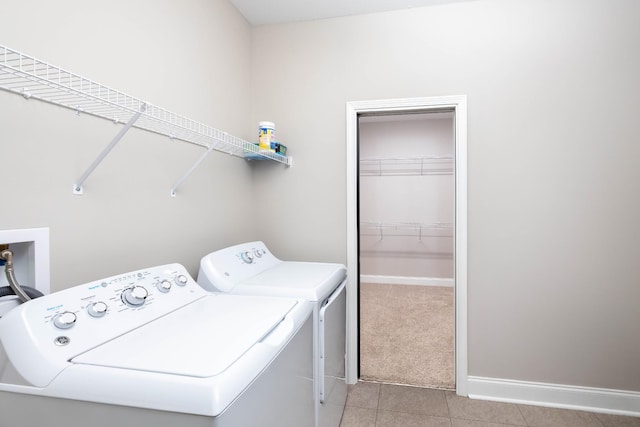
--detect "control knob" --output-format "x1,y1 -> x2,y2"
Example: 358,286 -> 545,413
87,301 -> 108,318
157,279 -> 172,293
240,251 -> 254,264
53,311 -> 77,329
121,286 -> 148,307
174,274 -> 188,286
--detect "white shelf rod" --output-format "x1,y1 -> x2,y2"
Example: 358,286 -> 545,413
170,143 -> 217,197
73,106 -> 145,195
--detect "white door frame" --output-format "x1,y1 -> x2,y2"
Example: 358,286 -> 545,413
345,95 -> 468,396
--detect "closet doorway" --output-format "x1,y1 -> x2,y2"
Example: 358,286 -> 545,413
345,96 -> 468,395
358,111 -> 455,389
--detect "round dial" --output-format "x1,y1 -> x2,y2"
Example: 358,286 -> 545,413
157,279 -> 172,293
254,249 -> 265,258
174,274 -> 188,286
53,311 -> 77,329
240,251 -> 254,264
87,301 -> 108,318
121,286 -> 148,307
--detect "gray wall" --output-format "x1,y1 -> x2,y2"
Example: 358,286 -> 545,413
0,0 -> 257,287
1,0 -> 639,395
249,0 -> 640,391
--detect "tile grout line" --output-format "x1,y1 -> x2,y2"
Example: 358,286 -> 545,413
374,382 -> 381,426
594,411 -> 608,427
514,402 -> 530,427
444,389 -> 452,425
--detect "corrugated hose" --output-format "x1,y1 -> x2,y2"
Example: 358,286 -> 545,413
0,249 -> 44,303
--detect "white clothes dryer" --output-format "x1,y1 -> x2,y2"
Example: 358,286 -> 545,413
197,241 -> 347,427
0,263 -> 314,427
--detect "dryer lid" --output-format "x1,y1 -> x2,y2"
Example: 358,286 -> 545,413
71,294 -> 297,377
238,262 -> 346,301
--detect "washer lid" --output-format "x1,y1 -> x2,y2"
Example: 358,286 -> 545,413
71,294 -> 297,377
238,262 -> 346,301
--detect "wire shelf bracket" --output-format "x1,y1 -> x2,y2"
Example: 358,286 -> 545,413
0,44 -> 292,196
73,105 -> 145,195
170,143 -> 216,197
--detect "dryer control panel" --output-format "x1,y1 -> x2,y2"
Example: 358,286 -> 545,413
0,263 -> 208,387
197,241 -> 281,292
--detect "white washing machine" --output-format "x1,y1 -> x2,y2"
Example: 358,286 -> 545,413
0,263 -> 314,427
197,241 -> 347,427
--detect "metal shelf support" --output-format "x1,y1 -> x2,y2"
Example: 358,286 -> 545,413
73,105 -> 145,195
170,143 -> 217,197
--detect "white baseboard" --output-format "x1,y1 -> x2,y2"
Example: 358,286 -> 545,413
467,376 -> 640,417
360,274 -> 453,287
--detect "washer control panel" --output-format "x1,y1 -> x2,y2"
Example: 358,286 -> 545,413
0,263 -> 208,387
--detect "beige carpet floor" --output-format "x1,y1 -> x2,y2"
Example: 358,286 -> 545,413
359,283 -> 455,390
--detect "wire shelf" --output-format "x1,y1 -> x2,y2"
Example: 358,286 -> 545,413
360,221 -> 453,241
360,156 -> 453,176
0,44 -> 291,166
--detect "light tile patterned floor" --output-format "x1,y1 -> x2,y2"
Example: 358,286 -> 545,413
340,382 -> 640,427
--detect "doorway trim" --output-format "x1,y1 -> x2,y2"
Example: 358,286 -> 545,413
345,95 -> 468,395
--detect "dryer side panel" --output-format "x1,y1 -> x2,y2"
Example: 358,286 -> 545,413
318,280 -> 347,427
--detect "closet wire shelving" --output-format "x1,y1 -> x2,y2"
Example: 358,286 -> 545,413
360,156 -> 453,176
0,44 -> 291,196
360,221 -> 453,241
